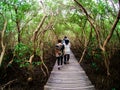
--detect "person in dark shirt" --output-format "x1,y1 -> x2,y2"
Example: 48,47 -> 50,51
55,39 -> 64,70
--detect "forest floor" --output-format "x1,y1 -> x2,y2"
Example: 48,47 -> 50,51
0,48 -> 120,90
0,48 -> 56,90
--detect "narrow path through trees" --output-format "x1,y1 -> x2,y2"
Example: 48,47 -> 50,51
44,51 -> 95,90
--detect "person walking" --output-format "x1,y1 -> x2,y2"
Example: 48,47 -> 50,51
55,39 -> 64,70
63,39 -> 71,64
62,36 -> 69,43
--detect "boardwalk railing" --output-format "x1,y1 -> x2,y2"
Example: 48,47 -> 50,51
44,51 -> 95,90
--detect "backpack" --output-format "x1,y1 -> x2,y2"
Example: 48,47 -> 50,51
55,44 -> 61,50
55,44 -> 64,56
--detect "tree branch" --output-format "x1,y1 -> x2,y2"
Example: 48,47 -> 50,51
74,0 -> 102,48
1,79 -> 18,89
103,6 -> 120,48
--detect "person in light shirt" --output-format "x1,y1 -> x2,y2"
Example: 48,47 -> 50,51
63,38 -> 71,64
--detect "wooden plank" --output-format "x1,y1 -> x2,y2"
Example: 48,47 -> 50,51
44,85 -> 95,90
47,79 -> 91,84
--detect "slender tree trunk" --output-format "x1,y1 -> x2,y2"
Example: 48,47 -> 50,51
116,30 -> 120,43
40,42 -> 49,75
14,7 -> 21,44
32,15 -> 47,54
79,27 -> 92,63
16,21 -> 21,43
101,48 -> 110,76
0,20 -> 7,66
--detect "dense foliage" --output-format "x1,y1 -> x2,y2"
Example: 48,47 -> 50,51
0,0 -> 120,90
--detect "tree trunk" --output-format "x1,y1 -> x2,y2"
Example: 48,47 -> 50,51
0,20 -> 7,66
17,21 -> 21,43
79,27 -> 92,63
14,7 -> 21,44
32,15 -> 47,54
116,30 -> 120,43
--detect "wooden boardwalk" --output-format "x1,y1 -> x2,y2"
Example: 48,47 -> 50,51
44,51 -> 95,90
